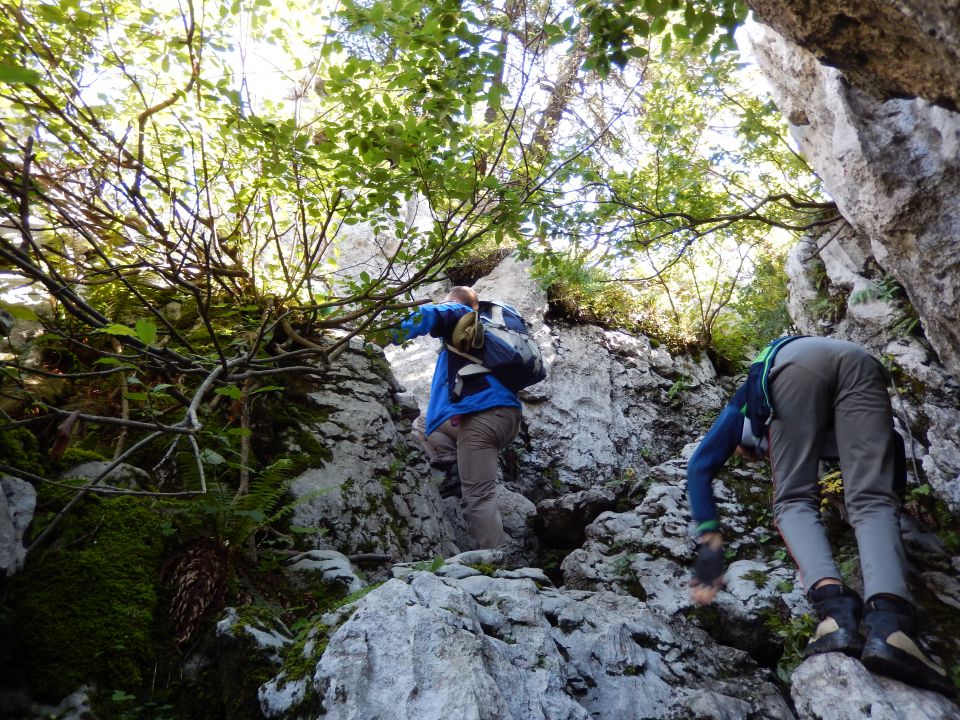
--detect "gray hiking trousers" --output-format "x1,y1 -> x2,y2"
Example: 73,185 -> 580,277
416,406 -> 522,550
768,337 -> 911,602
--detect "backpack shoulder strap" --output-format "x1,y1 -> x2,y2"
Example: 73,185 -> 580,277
477,300 -> 506,326
751,334 -> 805,417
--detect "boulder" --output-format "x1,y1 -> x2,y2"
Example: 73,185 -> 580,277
260,570 -> 793,719
0,474 -> 36,577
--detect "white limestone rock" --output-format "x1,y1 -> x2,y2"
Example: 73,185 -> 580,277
746,19 -> 960,383
0,474 -> 36,577
791,653 -> 960,719
386,255 -> 726,498
288,346 -> 459,561
60,461 -> 151,487
561,460 -> 810,662
260,571 -> 791,720
285,550 -> 365,595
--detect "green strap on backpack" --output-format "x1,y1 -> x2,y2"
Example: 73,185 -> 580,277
741,335 -> 804,442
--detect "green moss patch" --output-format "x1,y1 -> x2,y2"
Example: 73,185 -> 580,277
3,495 -> 169,702
0,427 -> 44,475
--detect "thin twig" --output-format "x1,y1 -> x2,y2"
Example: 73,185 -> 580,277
36,409 -> 198,434
113,339 -> 129,459
234,377 -> 252,501
18,135 -> 34,253
187,433 -> 206,494
801,221 -> 846,262
0,362 -> 137,379
0,465 -> 203,497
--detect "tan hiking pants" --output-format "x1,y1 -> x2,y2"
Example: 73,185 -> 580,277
416,406 -> 522,549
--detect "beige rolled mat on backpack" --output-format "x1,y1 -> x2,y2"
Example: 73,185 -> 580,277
450,311 -> 484,355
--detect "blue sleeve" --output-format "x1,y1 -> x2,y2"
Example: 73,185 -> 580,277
686,402 -> 744,532
394,302 -> 472,343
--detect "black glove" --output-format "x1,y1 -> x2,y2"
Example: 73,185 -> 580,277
693,543 -> 725,587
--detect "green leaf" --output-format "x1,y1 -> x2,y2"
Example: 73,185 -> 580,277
0,301 -> 39,321
200,449 -> 226,466
94,357 -> 124,366
692,25 -> 711,45
215,386 -> 243,400
101,324 -> 138,338
135,319 -> 158,345
0,65 -> 41,85
251,385 -> 284,394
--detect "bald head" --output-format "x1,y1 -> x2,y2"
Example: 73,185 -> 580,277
445,285 -> 479,310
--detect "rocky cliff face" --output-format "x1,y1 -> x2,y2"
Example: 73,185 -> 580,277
248,247 -> 960,719
282,338 -> 461,562
250,4 -> 960,715
386,256 -> 724,494
747,16 -> 960,386
747,0 -> 960,110
745,7 -> 960,515
0,474 -> 35,577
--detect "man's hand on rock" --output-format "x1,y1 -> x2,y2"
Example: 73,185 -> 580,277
690,531 -> 724,605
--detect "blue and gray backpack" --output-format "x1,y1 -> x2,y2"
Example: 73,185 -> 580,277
446,300 -> 546,399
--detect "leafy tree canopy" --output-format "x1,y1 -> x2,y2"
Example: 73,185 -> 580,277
0,0 -> 833,539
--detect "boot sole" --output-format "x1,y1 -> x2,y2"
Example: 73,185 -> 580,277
803,630 -> 864,659
862,639 -> 955,696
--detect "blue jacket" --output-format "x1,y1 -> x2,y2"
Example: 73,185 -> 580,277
396,302 -> 521,435
686,383 -> 750,534
687,336 -> 803,534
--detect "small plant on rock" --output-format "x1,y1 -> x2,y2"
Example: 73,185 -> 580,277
771,613 -> 817,684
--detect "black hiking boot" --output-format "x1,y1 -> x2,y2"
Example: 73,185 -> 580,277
803,584 -> 864,659
437,464 -> 462,499
861,596 -> 954,696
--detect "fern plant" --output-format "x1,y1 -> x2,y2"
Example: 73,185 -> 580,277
199,459 -> 297,549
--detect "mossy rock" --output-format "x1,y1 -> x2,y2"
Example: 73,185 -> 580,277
2,495 -> 170,703
0,427 -> 44,475
48,447 -> 110,476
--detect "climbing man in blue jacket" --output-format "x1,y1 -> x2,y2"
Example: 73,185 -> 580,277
395,286 -> 522,550
686,335 -> 951,695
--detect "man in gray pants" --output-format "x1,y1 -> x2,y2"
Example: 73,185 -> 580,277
686,336 -> 951,695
